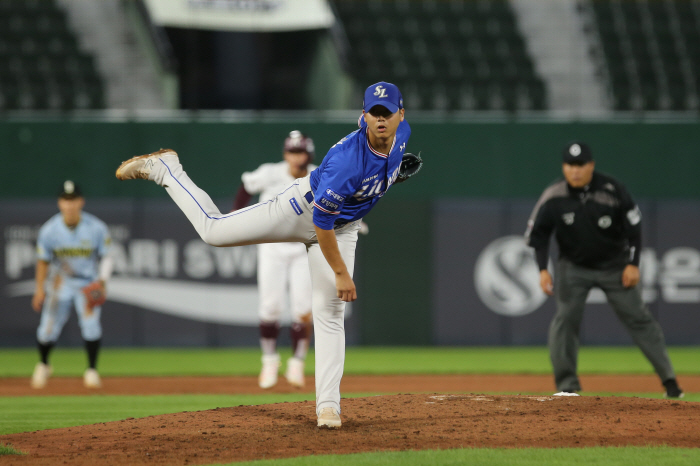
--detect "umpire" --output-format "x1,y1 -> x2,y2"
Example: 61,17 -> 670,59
525,142 -> 683,398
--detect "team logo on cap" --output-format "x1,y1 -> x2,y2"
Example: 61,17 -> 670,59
374,85 -> 389,98
569,144 -> 582,156
64,180 -> 75,194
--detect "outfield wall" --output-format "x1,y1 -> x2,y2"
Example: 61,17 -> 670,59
1,117 -> 699,346
3,116 -> 700,199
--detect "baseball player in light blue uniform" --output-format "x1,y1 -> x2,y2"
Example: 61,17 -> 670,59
116,82 -> 411,427
31,181 -> 113,389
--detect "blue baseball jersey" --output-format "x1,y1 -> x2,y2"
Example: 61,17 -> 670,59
36,212 -> 111,284
310,119 -> 411,229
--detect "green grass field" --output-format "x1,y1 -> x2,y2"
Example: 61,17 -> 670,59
2,346 -> 699,377
1,346 -> 698,464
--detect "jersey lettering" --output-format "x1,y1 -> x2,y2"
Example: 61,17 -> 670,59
354,179 -> 387,199
325,188 -> 345,203
54,247 -> 94,258
388,166 -> 400,186
353,185 -> 369,198
319,197 -> 339,211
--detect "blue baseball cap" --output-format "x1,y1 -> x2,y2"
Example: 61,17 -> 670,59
363,82 -> 403,113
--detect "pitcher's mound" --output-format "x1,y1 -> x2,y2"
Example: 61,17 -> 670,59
2,393 -> 698,465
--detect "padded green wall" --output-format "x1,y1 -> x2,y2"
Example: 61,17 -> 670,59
3,118 -> 700,199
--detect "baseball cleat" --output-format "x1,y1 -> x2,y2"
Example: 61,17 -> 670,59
663,379 -> 684,399
258,354 -> 280,389
115,148 -> 177,181
285,357 -> 305,388
317,407 -> 341,428
30,362 -> 52,389
83,368 -> 102,389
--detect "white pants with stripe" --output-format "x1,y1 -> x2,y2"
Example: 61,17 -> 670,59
154,155 -> 358,415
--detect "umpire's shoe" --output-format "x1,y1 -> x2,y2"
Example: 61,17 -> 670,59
116,149 -> 177,181
663,378 -> 684,399
30,362 -> 52,389
317,407 -> 341,428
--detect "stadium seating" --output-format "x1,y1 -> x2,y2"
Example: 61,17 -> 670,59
0,0 -> 104,111
587,0 -> 700,111
331,0 -> 547,111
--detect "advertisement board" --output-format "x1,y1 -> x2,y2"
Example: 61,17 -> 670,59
1,199 -> 356,347
433,199 -> 700,345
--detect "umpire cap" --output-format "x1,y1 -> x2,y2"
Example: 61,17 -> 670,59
58,180 -> 82,199
562,142 -> 593,165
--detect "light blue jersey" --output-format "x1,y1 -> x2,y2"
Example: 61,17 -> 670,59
36,211 -> 111,288
35,211 -> 111,344
310,119 -> 411,229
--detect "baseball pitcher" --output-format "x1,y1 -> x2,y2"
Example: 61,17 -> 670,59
115,81 -> 422,427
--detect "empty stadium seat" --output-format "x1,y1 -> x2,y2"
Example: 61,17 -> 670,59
331,0 -> 547,111
588,0 -> 700,112
0,0 -> 104,111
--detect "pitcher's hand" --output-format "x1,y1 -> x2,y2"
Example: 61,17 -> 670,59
336,271 -> 357,302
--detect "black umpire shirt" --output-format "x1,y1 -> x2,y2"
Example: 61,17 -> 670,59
525,171 -> 642,271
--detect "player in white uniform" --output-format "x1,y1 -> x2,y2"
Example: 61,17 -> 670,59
234,131 -> 317,389
31,181 -> 113,389
115,81 -> 411,428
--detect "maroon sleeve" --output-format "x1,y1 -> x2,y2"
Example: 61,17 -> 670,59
232,184 -> 252,212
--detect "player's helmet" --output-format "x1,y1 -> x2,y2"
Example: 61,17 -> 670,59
283,130 -> 315,162
58,180 -> 83,199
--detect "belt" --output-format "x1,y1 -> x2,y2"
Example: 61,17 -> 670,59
304,191 -> 314,204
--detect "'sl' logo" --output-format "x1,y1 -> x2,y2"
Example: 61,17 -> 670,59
374,86 -> 388,98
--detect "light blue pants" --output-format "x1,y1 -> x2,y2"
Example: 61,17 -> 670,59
37,285 -> 102,343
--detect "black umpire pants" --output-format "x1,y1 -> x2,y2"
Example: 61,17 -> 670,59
550,258 -> 676,392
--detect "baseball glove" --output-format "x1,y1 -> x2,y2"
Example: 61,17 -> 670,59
82,281 -> 106,314
395,152 -> 423,184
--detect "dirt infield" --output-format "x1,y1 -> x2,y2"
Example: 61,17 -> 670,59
3,373 -> 700,396
1,375 -> 699,465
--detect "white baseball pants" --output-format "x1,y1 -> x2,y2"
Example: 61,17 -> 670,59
153,156 -> 358,415
257,242 -> 312,323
